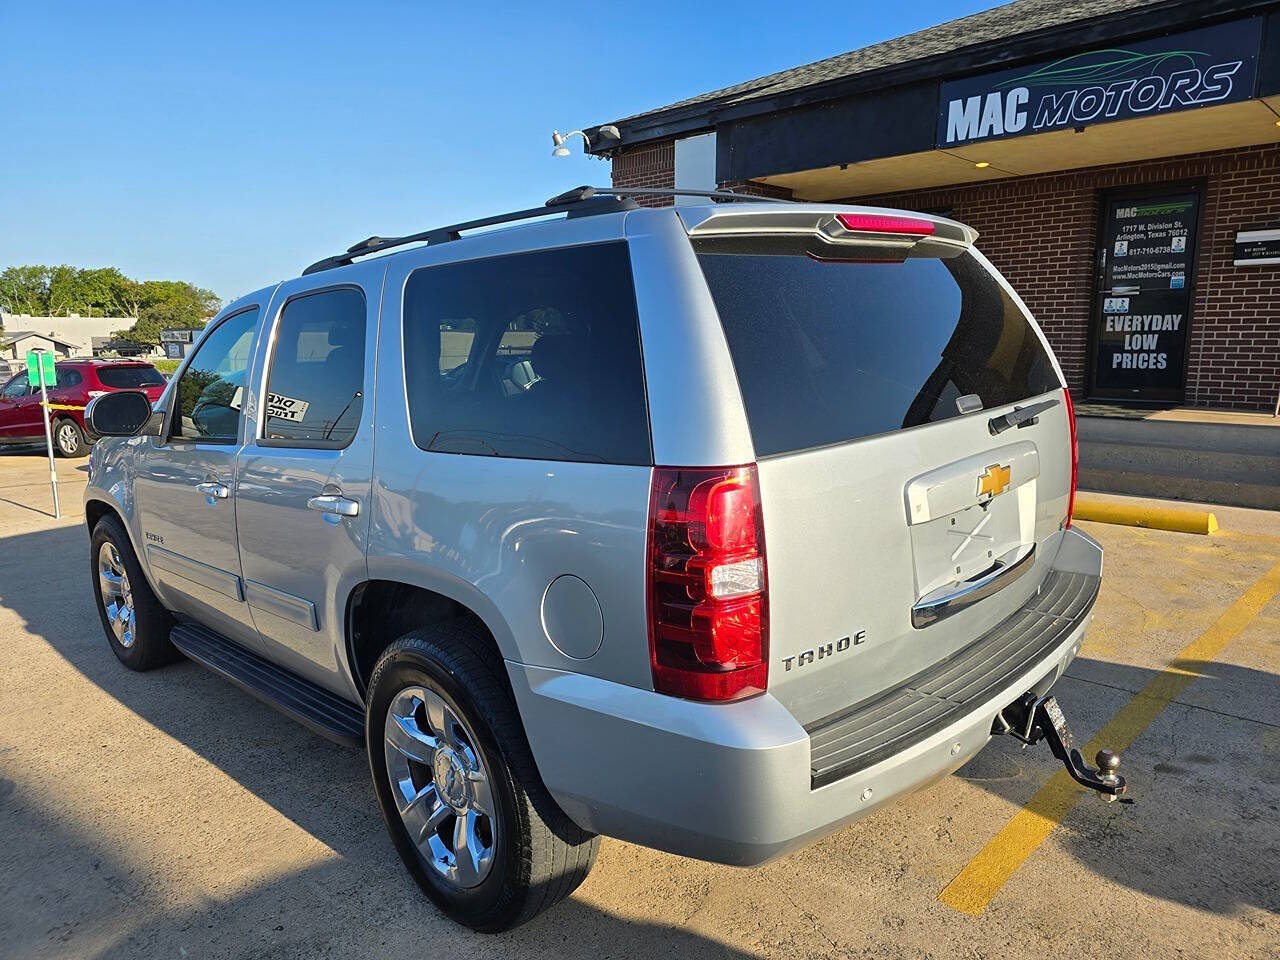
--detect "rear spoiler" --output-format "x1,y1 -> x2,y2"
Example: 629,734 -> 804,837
678,204 -> 978,259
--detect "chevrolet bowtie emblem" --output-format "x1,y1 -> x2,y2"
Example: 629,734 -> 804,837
977,463 -> 1012,498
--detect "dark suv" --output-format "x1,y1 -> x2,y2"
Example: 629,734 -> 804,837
0,359 -> 166,456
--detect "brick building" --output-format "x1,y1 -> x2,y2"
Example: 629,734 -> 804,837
586,0 -> 1280,411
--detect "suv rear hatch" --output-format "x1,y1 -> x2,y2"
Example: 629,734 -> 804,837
685,206 -> 1074,727
95,362 -> 168,403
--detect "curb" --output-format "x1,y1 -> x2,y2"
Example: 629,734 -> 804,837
1073,496 -> 1219,535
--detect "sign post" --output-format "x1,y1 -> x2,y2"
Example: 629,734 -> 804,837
25,349 -> 60,519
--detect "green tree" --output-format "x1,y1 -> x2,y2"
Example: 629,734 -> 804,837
46,264 -> 83,316
0,265 -> 52,316
0,263 -> 220,340
80,267 -> 137,316
114,280 -> 219,345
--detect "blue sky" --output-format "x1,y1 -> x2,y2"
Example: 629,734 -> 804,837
0,0 -> 1001,303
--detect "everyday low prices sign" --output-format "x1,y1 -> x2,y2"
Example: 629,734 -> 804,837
1092,192 -> 1199,400
938,18 -> 1261,147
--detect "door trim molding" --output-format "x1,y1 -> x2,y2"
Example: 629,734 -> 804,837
245,579 -> 320,631
146,544 -> 244,602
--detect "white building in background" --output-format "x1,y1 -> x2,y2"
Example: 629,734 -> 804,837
0,329 -> 81,360
0,311 -> 158,357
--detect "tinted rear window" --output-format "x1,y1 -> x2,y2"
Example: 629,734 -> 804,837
402,242 -> 651,465
97,365 -> 165,388
695,247 -> 1059,457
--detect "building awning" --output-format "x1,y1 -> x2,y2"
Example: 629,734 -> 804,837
766,96 -> 1280,200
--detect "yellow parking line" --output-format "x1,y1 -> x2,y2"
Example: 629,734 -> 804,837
938,555 -> 1280,916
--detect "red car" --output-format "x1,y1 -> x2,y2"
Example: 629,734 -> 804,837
0,359 -> 166,457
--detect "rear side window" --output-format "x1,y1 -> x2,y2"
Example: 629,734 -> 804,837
695,247 -> 1059,456
402,242 -> 651,465
262,287 -> 367,448
96,365 -> 163,388
57,368 -> 83,388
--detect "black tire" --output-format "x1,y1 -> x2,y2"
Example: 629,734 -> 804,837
366,622 -> 599,932
90,513 -> 177,670
54,418 -> 87,458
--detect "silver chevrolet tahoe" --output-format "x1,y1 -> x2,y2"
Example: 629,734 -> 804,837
82,186 -> 1118,932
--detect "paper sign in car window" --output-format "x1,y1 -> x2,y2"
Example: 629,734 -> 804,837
266,391 -> 310,422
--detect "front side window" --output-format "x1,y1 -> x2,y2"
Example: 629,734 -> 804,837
173,307 -> 260,442
261,287 -> 367,447
402,242 -> 651,465
2,372 -> 30,397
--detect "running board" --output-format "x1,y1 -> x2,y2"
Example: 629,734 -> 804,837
170,623 -> 365,747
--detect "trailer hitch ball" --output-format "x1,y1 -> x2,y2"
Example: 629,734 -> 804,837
1095,749 -> 1122,802
996,693 -> 1131,801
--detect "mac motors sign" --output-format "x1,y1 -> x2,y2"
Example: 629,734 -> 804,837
937,18 -> 1261,147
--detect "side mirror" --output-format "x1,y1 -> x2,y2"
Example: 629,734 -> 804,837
87,391 -> 155,437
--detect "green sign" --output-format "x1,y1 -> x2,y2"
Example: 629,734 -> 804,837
25,350 -> 56,389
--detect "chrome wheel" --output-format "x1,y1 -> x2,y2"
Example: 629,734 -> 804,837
384,685 -> 498,889
56,422 -> 80,455
98,541 -> 136,648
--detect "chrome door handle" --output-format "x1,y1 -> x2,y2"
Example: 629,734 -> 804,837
307,494 -> 359,518
195,481 -> 230,500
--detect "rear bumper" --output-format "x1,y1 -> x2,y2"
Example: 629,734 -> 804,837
509,527 -> 1103,865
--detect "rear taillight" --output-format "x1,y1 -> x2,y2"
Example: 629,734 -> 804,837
1063,386 -> 1078,528
647,465 -> 768,702
834,212 -> 936,235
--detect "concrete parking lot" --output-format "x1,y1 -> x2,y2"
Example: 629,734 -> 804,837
1,447 -> 1276,959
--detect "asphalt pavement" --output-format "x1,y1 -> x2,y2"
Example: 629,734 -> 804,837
0,447 -> 1276,959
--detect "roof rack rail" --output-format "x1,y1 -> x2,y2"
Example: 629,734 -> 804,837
546,185 -> 795,205
301,193 -> 635,275
301,185 -> 790,275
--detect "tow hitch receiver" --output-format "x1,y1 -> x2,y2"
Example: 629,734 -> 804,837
995,693 -> 1131,802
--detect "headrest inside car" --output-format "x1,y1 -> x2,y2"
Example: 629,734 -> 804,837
531,334 -> 585,383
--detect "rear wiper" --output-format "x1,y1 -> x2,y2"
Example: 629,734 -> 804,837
988,398 -> 1058,436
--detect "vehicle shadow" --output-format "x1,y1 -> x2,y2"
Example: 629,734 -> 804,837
0,774 -> 760,960
1,520 -> 1277,950
0,523 -> 379,867
952,656 -> 1279,918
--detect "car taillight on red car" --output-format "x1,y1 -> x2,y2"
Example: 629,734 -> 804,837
647,465 -> 768,702
1063,386 -> 1079,528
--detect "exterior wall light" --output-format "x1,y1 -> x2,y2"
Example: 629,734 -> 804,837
552,125 -> 621,157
